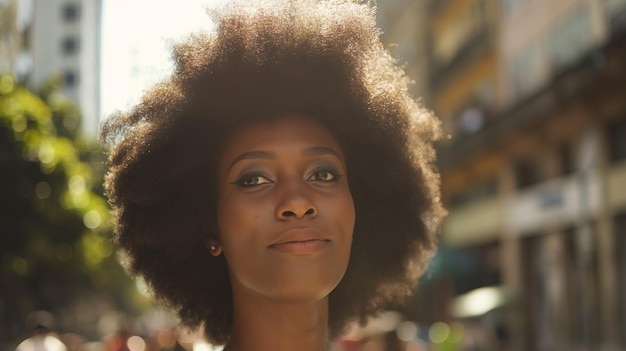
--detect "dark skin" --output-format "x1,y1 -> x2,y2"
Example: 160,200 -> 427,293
213,115 -> 355,351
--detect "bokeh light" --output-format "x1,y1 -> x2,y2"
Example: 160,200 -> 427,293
428,322 -> 450,344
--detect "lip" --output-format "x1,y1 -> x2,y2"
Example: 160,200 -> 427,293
268,228 -> 331,254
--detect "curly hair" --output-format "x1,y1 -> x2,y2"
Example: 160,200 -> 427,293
100,0 -> 444,345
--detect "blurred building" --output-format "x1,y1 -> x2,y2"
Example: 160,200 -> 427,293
379,0 -> 626,350
376,0 -> 431,99
0,0 -> 102,137
0,0 -> 29,77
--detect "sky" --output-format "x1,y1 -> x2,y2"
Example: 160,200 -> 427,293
100,0 -> 216,120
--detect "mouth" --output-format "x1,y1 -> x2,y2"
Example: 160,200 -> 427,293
268,239 -> 331,254
268,228 -> 331,254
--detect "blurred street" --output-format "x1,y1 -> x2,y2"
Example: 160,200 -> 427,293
1,0 -> 625,350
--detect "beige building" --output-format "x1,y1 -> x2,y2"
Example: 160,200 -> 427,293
379,0 -> 626,350
1,0 -> 102,137
376,0 -> 431,99
29,0 -> 102,136
0,0 -> 30,77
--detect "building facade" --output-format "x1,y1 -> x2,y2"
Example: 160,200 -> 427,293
376,0 -> 431,99
380,0 -> 626,350
0,0 -> 29,77
3,0 -> 102,136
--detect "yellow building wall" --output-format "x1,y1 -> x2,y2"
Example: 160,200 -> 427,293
434,51 -> 497,120
607,161 -> 626,212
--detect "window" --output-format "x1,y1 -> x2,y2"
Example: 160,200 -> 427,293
22,25 -> 31,50
452,242 -> 502,295
558,142 -> 575,176
548,6 -> 591,72
608,3 -> 626,35
503,0 -> 529,16
450,177 -> 497,207
64,71 -> 77,87
607,0 -> 626,15
61,37 -> 78,55
520,233 -> 543,348
514,158 -> 542,189
433,18 -> 470,65
510,42 -> 543,99
607,116 -> 626,163
564,227 -> 601,345
62,4 -> 80,22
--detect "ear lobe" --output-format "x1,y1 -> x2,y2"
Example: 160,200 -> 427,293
204,240 -> 223,256
210,244 -> 223,256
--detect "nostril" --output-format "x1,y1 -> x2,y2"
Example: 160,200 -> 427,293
279,207 -> 316,219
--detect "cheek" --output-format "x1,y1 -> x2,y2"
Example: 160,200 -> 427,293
216,196 -> 262,281
217,194 -> 261,242
217,198 -> 237,237
333,190 -> 356,238
217,181 -> 261,217
322,191 -> 355,293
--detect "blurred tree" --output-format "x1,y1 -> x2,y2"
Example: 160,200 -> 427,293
0,74 -> 150,344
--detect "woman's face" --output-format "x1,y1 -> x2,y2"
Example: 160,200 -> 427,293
216,115 -> 355,302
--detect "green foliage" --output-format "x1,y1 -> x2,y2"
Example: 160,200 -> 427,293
0,74 -> 150,341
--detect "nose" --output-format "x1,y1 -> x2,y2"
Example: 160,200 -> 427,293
275,181 -> 318,220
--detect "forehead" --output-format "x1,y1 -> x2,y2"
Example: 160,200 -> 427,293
220,115 -> 344,159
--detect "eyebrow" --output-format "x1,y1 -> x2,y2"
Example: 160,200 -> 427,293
301,146 -> 342,159
229,150 -> 277,170
229,146 -> 342,170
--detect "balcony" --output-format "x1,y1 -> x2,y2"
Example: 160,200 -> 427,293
507,173 -> 601,235
429,25 -> 494,92
437,28 -> 626,172
443,195 -> 503,247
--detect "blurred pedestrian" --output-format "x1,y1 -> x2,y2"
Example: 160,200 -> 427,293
102,327 -> 130,351
100,1 -> 444,351
14,311 -> 68,351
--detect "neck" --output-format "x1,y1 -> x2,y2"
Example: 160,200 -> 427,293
224,289 -> 329,351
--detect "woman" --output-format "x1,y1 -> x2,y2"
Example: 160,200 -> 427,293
100,1 -> 445,350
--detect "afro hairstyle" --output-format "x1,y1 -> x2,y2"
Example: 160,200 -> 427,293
100,0 -> 445,345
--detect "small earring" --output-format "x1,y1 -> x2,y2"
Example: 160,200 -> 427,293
208,243 -> 222,257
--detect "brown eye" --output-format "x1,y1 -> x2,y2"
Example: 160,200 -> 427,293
236,173 -> 272,187
307,167 -> 340,182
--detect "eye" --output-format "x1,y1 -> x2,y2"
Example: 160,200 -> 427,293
307,167 -> 340,182
235,173 -> 272,187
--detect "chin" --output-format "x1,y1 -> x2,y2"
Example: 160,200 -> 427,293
262,268 -> 346,303
271,284 -> 338,303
